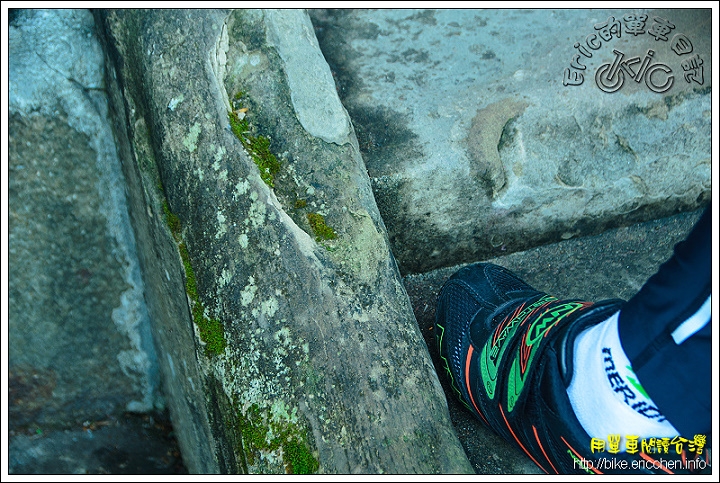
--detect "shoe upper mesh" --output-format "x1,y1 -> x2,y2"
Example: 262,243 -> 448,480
485,264 -> 535,297
442,282 -> 481,400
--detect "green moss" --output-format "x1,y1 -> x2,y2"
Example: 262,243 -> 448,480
237,403 -> 319,474
283,438 -> 319,474
163,200 -> 182,241
238,405 -> 266,466
228,94 -> 281,188
227,91 -> 337,249
178,243 -> 198,299
247,135 -> 281,187
165,207 -> 227,356
229,109 -> 250,141
306,212 -> 337,241
197,315 -> 227,356
182,243 -> 227,356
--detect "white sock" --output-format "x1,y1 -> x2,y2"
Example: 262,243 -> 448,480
566,311 -> 679,443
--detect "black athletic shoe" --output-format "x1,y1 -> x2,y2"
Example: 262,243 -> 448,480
435,262 -> 710,474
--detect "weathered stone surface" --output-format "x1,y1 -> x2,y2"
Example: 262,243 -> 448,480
8,412 -> 185,474
310,8 -> 712,274
98,8 -> 472,474
8,7 -> 161,439
12,8 -> 708,476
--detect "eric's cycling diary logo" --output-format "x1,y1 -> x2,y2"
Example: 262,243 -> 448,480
563,14 -> 705,93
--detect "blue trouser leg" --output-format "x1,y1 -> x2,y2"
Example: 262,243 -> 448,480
618,205 -> 712,437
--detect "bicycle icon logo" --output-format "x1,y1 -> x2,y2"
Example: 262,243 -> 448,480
595,48 -> 673,93
563,13 -> 705,93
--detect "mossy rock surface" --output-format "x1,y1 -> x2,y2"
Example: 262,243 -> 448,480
99,8 -> 472,474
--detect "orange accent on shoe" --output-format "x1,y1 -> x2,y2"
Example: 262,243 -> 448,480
561,436 -> 602,474
492,304 -> 522,346
500,403 -> 548,474
533,425 -> 559,474
464,346 -> 489,426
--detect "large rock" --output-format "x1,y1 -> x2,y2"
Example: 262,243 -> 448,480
98,9 -> 472,474
8,7 -> 161,441
310,8 -> 712,274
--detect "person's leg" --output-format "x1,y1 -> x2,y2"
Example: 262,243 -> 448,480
619,205 -> 711,437
435,207 -> 711,474
566,207 -> 711,442
566,310 -> 682,440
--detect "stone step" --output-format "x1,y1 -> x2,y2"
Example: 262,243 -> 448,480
310,8 -> 711,275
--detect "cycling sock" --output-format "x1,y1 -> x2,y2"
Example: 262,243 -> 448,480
566,311 -> 679,444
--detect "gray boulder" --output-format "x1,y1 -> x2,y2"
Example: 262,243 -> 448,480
310,8 -> 712,274
8,7 -> 161,440
98,8 -> 472,474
